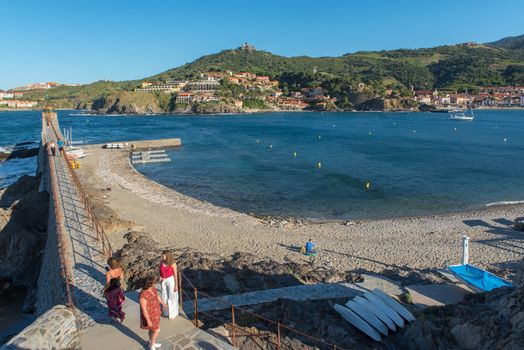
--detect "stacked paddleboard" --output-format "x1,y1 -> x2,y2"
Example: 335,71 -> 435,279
334,288 -> 415,342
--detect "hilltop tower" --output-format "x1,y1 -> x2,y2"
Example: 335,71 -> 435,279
239,42 -> 256,52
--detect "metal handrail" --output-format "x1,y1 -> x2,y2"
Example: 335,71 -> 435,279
45,111 -> 113,257
61,148 -> 113,256
180,271 -> 345,350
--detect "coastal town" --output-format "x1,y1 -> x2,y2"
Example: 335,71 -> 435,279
3,77 -> 524,112
1,43 -> 524,112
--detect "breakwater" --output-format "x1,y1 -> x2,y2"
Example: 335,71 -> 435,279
2,111 -> 79,348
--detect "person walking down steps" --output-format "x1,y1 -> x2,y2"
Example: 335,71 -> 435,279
159,250 -> 179,319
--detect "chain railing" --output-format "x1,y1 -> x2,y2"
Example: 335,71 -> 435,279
178,271 -> 347,350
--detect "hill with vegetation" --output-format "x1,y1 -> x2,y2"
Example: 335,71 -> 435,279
487,34 -> 524,50
22,35 -> 524,112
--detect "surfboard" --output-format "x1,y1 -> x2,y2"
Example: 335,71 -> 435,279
333,304 -> 382,342
363,292 -> 404,328
353,296 -> 396,332
372,289 -> 416,322
345,300 -> 388,336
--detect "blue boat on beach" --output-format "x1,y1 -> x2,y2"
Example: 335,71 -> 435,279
448,264 -> 513,292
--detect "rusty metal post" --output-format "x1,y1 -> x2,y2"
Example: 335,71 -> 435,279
178,270 -> 184,311
193,288 -> 198,327
277,322 -> 281,350
178,271 -> 183,310
231,305 -> 237,347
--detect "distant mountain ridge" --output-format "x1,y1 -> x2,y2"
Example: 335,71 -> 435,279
487,34 -> 524,50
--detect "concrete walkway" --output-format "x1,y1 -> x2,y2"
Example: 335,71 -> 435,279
405,283 -> 473,308
80,291 -> 236,350
47,122 -> 110,330
45,116 -> 236,349
183,274 -> 403,313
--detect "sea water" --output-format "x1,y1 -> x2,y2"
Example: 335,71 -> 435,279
1,110 -> 523,219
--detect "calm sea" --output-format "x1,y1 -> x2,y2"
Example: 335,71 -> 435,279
1,110 -> 524,219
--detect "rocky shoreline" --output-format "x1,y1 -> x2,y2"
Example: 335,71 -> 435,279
0,176 -> 49,340
71,144 -> 524,349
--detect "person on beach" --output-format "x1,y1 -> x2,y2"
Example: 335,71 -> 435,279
140,275 -> 166,350
301,239 -> 317,256
48,141 -> 56,156
103,257 -> 126,322
159,250 -> 179,319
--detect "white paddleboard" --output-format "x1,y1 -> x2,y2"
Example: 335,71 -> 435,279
345,300 -> 388,336
353,296 -> 396,332
372,289 -> 416,322
334,304 -> 382,342
363,292 -> 404,328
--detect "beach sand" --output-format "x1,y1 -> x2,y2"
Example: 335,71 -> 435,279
77,145 -> 524,282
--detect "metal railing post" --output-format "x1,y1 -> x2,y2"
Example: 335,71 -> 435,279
231,305 -> 237,347
193,288 -> 199,327
277,322 -> 281,350
178,271 -> 183,310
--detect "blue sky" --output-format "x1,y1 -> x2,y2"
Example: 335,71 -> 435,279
1,0 -> 523,90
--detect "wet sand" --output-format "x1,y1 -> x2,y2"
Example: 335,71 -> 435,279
77,145 -> 524,282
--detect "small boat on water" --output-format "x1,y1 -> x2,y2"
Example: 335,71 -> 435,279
448,107 -> 474,121
448,264 -> 513,292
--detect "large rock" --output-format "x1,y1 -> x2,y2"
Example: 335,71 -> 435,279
389,257 -> 524,350
117,232 -> 362,294
0,176 -> 48,290
450,323 -> 481,349
91,91 -> 162,114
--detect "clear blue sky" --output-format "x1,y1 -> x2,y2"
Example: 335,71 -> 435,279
1,0 -> 523,90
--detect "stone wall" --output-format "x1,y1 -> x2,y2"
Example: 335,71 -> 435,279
34,145 -> 70,315
34,199 -> 69,314
0,305 -> 80,350
1,113 -> 79,349
103,138 -> 182,150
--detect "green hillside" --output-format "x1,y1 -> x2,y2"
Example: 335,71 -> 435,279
487,34 -> 524,50
148,43 -> 524,101
24,35 -> 524,111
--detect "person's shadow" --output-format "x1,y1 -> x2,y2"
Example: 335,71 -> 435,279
276,243 -> 302,253
71,284 -> 146,347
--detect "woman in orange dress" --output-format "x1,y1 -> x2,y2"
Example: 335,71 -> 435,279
139,275 -> 166,350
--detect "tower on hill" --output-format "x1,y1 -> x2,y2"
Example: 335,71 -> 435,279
239,42 -> 256,52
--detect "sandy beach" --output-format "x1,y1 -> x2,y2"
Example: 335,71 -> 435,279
77,145 -> 524,283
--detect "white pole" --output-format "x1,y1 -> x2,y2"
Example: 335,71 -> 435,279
462,235 -> 470,265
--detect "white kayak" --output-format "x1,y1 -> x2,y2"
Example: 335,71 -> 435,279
333,304 -> 382,342
363,292 -> 404,328
372,289 -> 416,322
353,295 -> 396,332
345,300 -> 388,336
